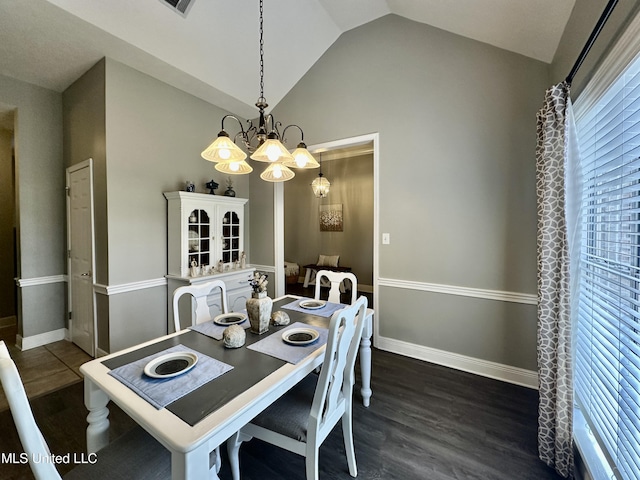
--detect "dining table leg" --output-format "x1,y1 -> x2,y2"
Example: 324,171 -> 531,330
359,316 -> 373,407
171,443 -> 215,480
84,377 -> 110,453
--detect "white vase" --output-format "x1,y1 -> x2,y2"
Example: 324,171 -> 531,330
246,291 -> 272,335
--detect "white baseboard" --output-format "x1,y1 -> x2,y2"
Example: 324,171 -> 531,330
16,328 -> 68,351
96,347 -> 109,358
376,335 -> 538,389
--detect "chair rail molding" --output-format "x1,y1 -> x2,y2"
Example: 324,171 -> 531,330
93,277 -> 167,296
250,264 -> 276,274
15,275 -> 68,287
377,277 -> 537,305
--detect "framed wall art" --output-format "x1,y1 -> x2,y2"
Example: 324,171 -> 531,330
319,204 -> 343,231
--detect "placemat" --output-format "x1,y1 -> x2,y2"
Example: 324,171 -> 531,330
281,298 -> 346,318
247,322 -> 328,364
189,318 -> 250,340
109,344 -> 233,409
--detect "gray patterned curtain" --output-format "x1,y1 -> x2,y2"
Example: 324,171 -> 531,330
535,81 -> 582,479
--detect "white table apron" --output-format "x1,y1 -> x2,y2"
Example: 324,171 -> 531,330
80,295 -> 373,480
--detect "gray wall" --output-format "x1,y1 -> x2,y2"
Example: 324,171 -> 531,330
284,153 -> 374,286
63,58 -> 251,352
0,73 -> 66,339
272,14 -> 549,371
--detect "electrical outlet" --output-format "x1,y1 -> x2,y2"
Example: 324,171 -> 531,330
382,233 -> 390,244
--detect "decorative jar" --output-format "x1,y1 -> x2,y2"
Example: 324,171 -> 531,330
246,291 -> 272,334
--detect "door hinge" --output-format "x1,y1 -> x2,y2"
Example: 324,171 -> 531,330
65,186 -> 70,196
67,249 -> 71,259
68,311 -> 72,320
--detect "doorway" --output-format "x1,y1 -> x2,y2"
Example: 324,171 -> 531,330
280,133 -> 379,316
66,159 -> 96,356
0,104 -> 17,344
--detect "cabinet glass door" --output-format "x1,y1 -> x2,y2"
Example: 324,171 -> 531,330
188,209 -> 210,269
221,211 -> 241,264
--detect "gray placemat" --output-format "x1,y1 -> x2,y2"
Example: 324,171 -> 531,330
281,298 -> 346,318
247,322 -> 329,364
189,317 -> 249,340
109,344 -> 233,409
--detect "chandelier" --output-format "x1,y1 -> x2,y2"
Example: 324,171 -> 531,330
201,0 -> 319,182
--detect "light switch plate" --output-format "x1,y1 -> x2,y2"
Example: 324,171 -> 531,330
382,233 -> 390,244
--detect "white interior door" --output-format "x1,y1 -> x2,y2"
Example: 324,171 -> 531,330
67,159 -> 95,356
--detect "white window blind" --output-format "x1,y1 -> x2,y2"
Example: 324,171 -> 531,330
575,55 -> 640,480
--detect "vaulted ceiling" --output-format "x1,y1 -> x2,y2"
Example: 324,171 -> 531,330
0,0 -> 575,120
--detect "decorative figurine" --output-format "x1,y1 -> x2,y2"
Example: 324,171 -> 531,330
217,259 -> 224,272
190,259 -> 199,277
224,177 -> 236,197
223,324 -> 246,348
185,180 -> 195,192
205,179 -> 219,194
240,251 -> 246,269
270,311 -> 290,326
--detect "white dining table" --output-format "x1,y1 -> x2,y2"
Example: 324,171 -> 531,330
80,295 -> 373,480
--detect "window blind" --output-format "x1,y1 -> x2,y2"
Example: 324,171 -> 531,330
575,55 -> 640,480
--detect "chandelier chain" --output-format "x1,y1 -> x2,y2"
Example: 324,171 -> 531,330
259,0 -> 265,102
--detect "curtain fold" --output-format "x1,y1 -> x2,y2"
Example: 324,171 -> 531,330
535,81 -> 582,479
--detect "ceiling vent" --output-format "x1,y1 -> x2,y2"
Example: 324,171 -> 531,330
159,0 -> 195,17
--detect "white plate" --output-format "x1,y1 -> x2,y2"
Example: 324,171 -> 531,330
282,328 -> 320,346
299,300 -> 326,310
213,312 -> 247,326
143,352 -> 198,379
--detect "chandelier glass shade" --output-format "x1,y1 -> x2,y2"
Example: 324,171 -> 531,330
260,162 -> 296,182
200,0 -> 318,182
250,136 -> 294,163
283,142 -> 320,169
201,132 -> 247,163
214,158 -> 253,175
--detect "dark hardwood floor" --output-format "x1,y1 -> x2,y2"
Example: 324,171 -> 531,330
1,346 -> 562,480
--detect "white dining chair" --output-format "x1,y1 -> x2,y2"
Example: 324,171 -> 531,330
0,340 -> 178,480
314,269 -> 358,304
227,295 -> 369,480
172,279 -> 229,332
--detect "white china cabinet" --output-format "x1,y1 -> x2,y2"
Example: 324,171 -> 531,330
164,191 -> 254,331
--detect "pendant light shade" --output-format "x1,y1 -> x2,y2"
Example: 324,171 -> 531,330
215,159 -> 253,174
250,137 -> 294,163
283,143 -> 320,169
260,162 -> 295,182
201,132 -> 247,162
312,152 -> 330,197
312,174 -> 330,197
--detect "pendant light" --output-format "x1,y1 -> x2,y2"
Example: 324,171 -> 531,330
311,152 -> 330,197
200,0 -> 319,182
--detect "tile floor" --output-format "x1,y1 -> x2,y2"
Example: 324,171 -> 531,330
0,325 -> 92,412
